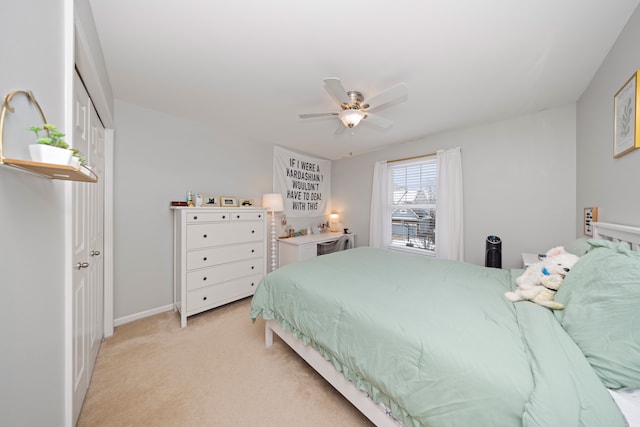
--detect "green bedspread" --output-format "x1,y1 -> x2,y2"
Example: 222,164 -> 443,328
250,247 -> 625,427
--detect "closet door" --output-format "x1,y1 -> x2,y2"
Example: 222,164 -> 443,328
71,71 -> 105,424
87,102 -> 105,368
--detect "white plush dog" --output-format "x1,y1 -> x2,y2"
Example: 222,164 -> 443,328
504,246 -> 580,310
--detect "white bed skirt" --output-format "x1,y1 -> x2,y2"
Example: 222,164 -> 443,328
265,319 -> 402,427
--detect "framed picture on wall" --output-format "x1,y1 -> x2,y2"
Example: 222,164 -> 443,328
583,207 -> 598,236
613,70 -> 640,158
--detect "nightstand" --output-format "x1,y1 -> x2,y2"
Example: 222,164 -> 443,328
521,253 -> 540,268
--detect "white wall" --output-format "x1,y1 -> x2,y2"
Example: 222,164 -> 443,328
0,0 -> 68,425
112,100 -> 275,320
576,5 -> 640,230
332,104 -> 577,269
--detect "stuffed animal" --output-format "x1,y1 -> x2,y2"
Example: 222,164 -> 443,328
504,246 -> 579,310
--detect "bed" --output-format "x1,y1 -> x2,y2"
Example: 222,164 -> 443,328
250,222 -> 640,426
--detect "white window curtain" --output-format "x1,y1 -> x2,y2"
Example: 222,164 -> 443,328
369,160 -> 390,248
435,147 -> 464,261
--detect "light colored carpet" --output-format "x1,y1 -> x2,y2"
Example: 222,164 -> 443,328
77,298 -> 374,426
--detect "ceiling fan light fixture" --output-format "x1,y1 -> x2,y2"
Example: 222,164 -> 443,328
339,109 -> 365,128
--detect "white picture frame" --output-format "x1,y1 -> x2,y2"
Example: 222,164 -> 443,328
221,196 -> 237,207
614,70 -> 640,158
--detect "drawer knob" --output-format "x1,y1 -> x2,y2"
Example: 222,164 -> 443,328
222,215 -> 226,219
251,282 -> 255,287
203,277 -> 207,281
236,215 -> 240,219
203,257 -> 207,261
194,216 -> 198,220
251,249 -> 255,253
251,230 -> 255,234
203,296 -> 207,301
203,234 -> 207,238
251,266 -> 255,270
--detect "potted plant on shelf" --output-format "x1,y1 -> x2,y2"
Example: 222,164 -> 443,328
28,123 -> 87,167
69,148 -> 87,168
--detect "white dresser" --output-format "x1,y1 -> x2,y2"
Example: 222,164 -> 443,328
172,207 -> 267,327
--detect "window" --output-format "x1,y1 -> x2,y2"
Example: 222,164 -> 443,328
388,157 -> 437,253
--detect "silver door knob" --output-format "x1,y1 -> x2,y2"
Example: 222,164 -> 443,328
90,250 -> 101,257
75,262 -> 89,270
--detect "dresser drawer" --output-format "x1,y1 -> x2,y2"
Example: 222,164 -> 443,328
186,258 -> 264,290
187,221 -> 263,249
186,274 -> 262,312
186,212 -> 231,223
230,211 -> 265,221
187,242 -> 264,270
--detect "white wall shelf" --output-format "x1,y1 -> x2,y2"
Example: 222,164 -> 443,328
0,90 -> 97,183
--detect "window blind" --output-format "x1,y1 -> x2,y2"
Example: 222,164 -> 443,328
387,157 -> 437,251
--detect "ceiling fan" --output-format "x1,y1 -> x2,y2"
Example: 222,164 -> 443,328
299,78 -> 408,131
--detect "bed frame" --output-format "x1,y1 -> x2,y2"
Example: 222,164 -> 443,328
264,320 -> 399,426
263,221 -> 640,426
592,221 -> 640,251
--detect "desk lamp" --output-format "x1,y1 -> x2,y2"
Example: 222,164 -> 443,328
262,193 -> 284,271
329,213 -> 339,232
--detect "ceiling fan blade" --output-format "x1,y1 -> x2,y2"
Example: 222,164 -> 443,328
366,83 -> 408,111
299,112 -> 338,119
364,112 -> 393,129
323,77 -> 349,106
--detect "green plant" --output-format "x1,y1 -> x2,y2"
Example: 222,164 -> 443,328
70,148 -> 87,166
29,123 -> 69,149
29,123 -> 87,166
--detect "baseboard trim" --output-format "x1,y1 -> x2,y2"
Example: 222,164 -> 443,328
114,304 -> 174,327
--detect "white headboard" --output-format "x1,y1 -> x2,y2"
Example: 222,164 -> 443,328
592,222 -> 640,252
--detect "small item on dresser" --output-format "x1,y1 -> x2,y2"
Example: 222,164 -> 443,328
344,228 -> 350,234
171,201 -> 188,206
195,194 -> 203,207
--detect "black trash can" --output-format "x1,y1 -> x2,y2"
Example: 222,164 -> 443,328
485,235 -> 502,268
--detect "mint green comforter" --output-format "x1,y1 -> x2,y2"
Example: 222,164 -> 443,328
250,247 -> 625,427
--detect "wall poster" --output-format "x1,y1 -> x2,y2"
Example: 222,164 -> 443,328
273,145 -> 331,217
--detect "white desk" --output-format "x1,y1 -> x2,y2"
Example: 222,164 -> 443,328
278,232 -> 355,267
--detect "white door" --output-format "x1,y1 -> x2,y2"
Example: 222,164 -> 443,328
71,72 -> 105,424
87,103 -> 105,367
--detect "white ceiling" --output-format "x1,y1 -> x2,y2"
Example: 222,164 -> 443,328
89,0 -> 639,160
